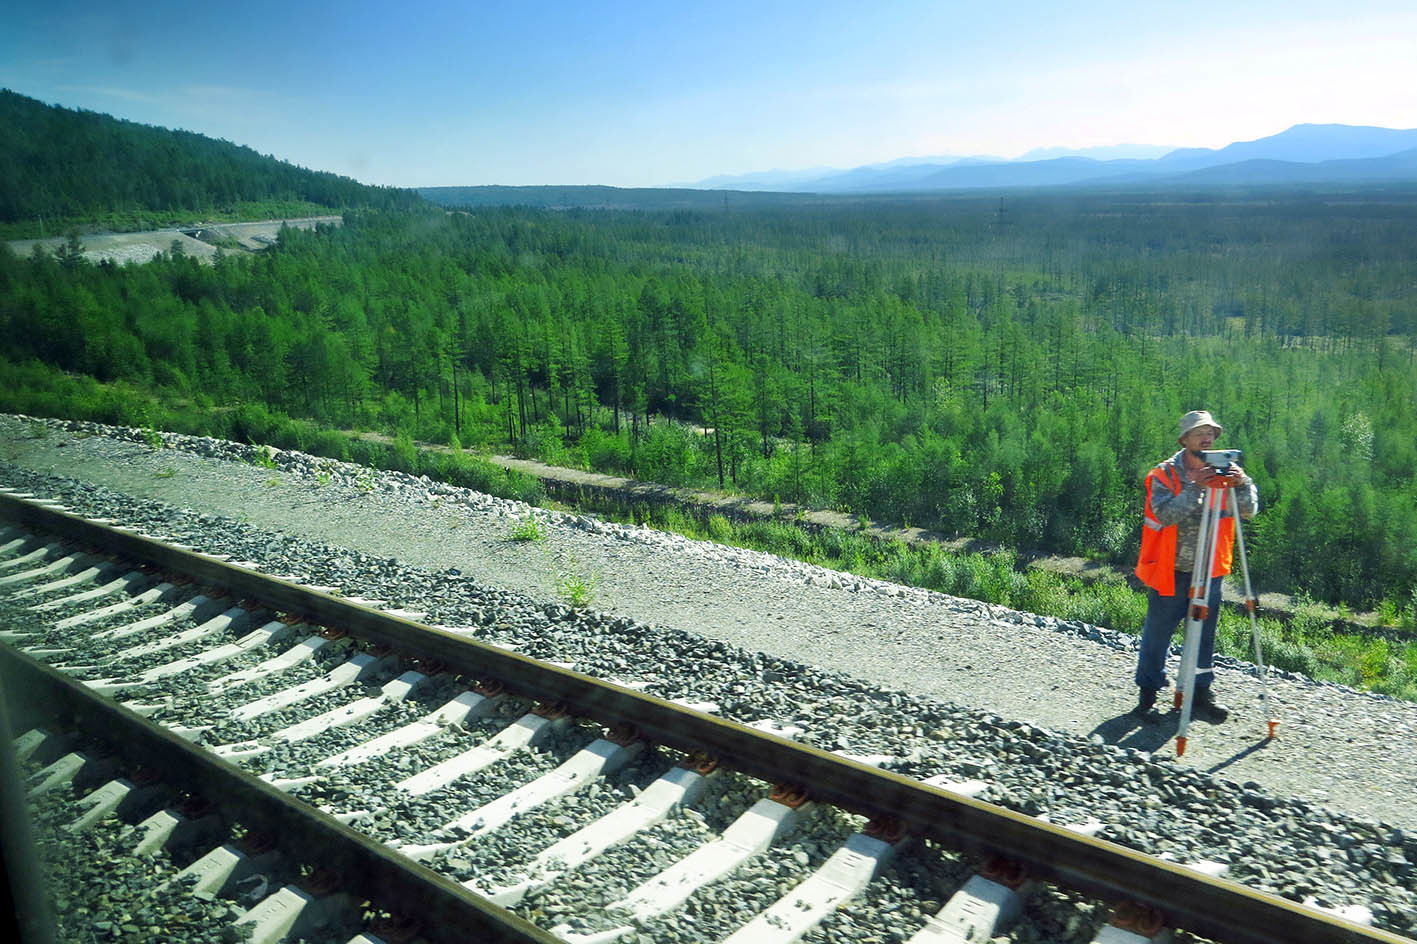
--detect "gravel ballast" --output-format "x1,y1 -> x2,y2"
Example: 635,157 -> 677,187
3,414 -> 1416,940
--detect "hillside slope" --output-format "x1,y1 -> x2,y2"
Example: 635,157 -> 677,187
0,89 -> 423,231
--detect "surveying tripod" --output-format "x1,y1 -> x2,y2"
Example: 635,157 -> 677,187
1173,459 -> 1278,756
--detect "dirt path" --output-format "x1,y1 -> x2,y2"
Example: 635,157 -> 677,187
6,216 -> 342,266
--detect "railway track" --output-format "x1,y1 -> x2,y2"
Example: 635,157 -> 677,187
0,488 -> 1406,944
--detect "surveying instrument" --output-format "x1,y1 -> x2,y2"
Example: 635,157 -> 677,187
1173,448 -> 1279,756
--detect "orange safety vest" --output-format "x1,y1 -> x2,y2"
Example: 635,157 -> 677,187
1134,461 -> 1234,596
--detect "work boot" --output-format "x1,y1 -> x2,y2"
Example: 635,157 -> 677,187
1193,688 -> 1230,723
1131,687 -> 1160,722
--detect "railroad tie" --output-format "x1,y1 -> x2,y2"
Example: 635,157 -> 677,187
207,633 -> 337,695
394,708 -> 568,796
52,582 -> 182,630
479,761 -> 718,907
593,790 -> 820,930
30,568 -> 149,611
314,688 -> 501,769
396,736 -> 644,861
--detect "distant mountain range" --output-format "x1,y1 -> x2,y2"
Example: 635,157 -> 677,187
687,125 -> 1417,193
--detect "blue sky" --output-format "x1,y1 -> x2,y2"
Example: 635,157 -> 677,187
4,0 -> 1415,188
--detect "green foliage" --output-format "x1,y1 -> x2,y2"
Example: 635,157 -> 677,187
511,511 -> 546,542
654,506 -> 705,540
308,430 -> 350,462
555,557 -> 598,609
580,427 -> 632,471
141,428 -> 164,450
388,432 -> 419,474
429,449 -> 545,504
706,514 -> 734,544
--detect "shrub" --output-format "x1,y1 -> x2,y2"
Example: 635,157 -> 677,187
706,514 -> 734,544
921,549 -> 958,595
345,438 -> 385,468
581,427 -> 633,473
1014,569 -> 1071,618
978,551 -> 1027,607
1087,578 -> 1148,633
387,432 -> 419,474
308,429 -> 350,462
1268,637 -> 1320,677
512,471 -> 546,505
229,403 -> 280,445
655,506 -> 703,540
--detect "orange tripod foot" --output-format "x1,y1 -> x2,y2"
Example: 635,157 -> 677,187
1176,736 -> 1187,756
1173,689 -> 1184,709
1267,719 -> 1279,739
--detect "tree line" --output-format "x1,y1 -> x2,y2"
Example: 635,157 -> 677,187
3,192 -> 1416,612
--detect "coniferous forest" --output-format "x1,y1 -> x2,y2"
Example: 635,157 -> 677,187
4,190 -> 1417,617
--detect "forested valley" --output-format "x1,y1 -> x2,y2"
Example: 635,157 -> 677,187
4,190 -> 1416,621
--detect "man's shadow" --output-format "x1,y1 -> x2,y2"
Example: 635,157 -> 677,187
1089,710 -> 1277,772
1089,710 -> 1179,753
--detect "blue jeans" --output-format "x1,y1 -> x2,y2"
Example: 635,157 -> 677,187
1135,573 -> 1222,692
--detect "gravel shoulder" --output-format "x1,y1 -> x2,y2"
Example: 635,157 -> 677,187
2,416 -> 1412,834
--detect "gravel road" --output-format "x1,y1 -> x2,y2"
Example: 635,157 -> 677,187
1,415 -> 1413,848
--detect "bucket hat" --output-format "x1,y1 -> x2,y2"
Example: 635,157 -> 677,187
1177,409 -> 1223,442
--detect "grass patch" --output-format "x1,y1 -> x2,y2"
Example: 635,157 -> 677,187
510,511 -> 546,542
556,556 -> 598,609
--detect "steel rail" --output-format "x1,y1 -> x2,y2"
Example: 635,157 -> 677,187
0,642 -> 559,944
1,491 -> 1407,944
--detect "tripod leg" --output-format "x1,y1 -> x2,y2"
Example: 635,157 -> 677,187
1177,487 -> 1215,710
1175,487 -> 1221,756
1232,513 -> 1278,738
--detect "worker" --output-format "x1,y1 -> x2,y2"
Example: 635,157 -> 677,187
1132,410 -> 1258,722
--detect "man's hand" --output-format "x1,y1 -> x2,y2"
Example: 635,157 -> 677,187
1192,466 -> 1223,487
1194,464 -> 1250,488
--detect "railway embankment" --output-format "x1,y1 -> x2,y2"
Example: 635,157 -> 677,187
1,413 -> 1414,843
